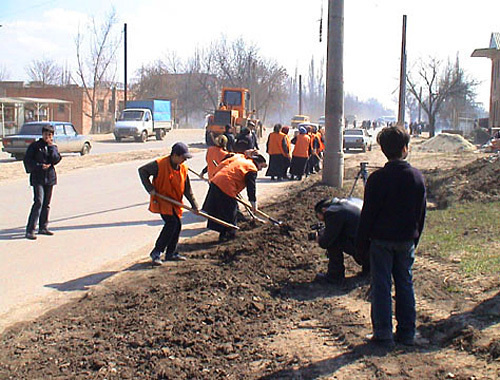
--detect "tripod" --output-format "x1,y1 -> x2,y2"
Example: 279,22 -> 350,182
348,162 -> 370,198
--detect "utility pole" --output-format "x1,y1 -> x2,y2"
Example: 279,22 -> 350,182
322,0 -> 344,188
397,15 -> 407,128
298,74 -> 303,115
124,23 -> 128,106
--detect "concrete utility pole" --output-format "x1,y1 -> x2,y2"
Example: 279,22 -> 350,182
397,15 -> 407,127
298,74 -> 303,115
322,0 -> 344,188
124,23 -> 128,106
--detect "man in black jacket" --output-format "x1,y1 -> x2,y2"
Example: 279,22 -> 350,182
23,124 -> 62,240
314,197 -> 368,284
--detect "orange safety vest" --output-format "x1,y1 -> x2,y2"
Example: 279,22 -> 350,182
211,157 -> 258,198
206,146 -> 229,180
317,132 -> 325,152
293,134 -> 311,158
149,156 -> 187,217
267,132 -> 287,156
212,153 -> 245,176
309,133 -> 317,153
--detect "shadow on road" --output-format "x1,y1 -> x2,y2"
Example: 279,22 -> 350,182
44,262 -> 153,292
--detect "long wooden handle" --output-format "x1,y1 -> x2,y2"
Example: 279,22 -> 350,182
154,192 -> 239,230
188,167 -> 208,182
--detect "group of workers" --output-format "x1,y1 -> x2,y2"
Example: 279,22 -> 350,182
23,122 -> 425,349
265,123 -> 325,181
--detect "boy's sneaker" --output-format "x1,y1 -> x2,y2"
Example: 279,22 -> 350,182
150,249 -> 162,266
366,334 -> 395,348
394,333 -> 415,346
151,258 -> 163,267
165,252 -> 187,261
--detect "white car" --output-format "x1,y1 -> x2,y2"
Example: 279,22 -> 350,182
343,128 -> 372,152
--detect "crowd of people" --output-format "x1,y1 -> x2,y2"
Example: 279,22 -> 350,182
23,122 -> 425,349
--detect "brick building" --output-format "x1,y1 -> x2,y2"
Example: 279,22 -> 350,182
0,82 -> 125,135
472,32 -> 500,130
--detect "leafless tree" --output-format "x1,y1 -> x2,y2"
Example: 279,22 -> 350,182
74,7 -> 121,132
25,59 -> 62,86
407,56 -> 477,136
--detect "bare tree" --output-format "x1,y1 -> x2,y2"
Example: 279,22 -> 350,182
75,8 -> 121,132
25,59 -> 62,86
407,56 -> 477,136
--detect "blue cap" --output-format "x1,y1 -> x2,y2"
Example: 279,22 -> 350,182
171,142 -> 192,158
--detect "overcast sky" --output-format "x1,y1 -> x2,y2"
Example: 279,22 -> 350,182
1,0 -> 499,112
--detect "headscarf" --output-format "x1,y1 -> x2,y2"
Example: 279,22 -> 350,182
299,126 -> 307,134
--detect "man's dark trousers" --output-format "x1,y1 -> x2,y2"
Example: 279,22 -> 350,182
370,239 -> 416,341
155,214 -> 181,256
27,184 -> 53,233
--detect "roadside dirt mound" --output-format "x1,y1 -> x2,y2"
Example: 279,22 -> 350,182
417,133 -> 477,153
425,153 -> 500,207
1,174 -> 500,379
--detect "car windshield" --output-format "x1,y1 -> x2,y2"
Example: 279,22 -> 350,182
119,110 -> 144,121
19,124 -> 45,135
344,130 -> 363,136
293,117 -> 306,122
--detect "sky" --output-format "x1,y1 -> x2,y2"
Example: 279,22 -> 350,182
1,0 -> 499,113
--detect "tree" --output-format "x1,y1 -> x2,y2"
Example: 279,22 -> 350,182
75,8 -> 121,132
407,56 -> 477,137
25,59 -> 62,86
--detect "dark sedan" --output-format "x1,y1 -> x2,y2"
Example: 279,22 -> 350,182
2,122 -> 92,160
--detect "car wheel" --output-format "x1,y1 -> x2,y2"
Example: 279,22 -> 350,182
155,129 -> 165,141
140,130 -> 148,143
80,142 -> 91,156
13,154 -> 24,161
115,135 -> 122,142
362,144 -> 366,152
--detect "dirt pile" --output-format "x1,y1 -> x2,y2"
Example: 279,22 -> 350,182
417,133 -> 477,153
1,174 -> 500,378
425,153 -> 500,207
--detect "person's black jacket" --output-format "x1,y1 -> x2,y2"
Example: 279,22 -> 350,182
318,199 -> 362,256
356,160 -> 426,258
224,132 -> 236,152
234,134 -> 253,153
23,139 -> 61,186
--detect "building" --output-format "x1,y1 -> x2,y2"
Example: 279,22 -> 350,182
472,32 -> 500,130
0,82 -> 125,135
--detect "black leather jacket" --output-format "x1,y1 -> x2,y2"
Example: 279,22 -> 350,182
23,139 -> 61,186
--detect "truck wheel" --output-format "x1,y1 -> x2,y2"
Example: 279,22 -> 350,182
80,143 -> 91,156
155,129 -> 165,141
140,130 -> 148,143
115,135 -> 122,142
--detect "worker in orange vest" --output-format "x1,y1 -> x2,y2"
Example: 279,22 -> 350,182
306,125 -> 322,175
289,126 -> 311,180
202,154 -> 267,241
265,124 -> 291,181
139,142 -> 200,266
201,135 -> 230,180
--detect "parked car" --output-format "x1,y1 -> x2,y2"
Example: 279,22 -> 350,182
291,115 -> 310,128
2,121 -> 92,160
343,128 -> 372,152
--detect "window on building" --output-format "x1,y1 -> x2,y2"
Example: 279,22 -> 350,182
58,104 -> 65,113
97,99 -> 105,113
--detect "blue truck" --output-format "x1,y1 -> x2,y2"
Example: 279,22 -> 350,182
113,99 -> 173,142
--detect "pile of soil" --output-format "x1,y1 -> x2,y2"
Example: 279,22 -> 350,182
1,174 -> 500,378
417,133 -> 477,153
425,153 -> 500,207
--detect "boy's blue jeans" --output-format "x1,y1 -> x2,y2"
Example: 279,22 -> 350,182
370,239 -> 416,340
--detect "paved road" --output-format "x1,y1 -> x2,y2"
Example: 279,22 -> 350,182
0,142 -> 289,332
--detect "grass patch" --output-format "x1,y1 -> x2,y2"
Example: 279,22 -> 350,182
419,201 -> 500,275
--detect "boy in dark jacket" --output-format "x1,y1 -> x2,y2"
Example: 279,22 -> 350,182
23,125 -> 62,240
356,126 -> 426,347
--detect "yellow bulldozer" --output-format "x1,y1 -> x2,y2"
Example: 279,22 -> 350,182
205,87 -> 262,145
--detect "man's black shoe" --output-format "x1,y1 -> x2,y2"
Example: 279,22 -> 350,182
38,229 -> 54,236
394,333 -> 415,346
25,232 -> 37,240
165,253 -> 187,261
366,334 -> 395,348
314,272 -> 345,285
